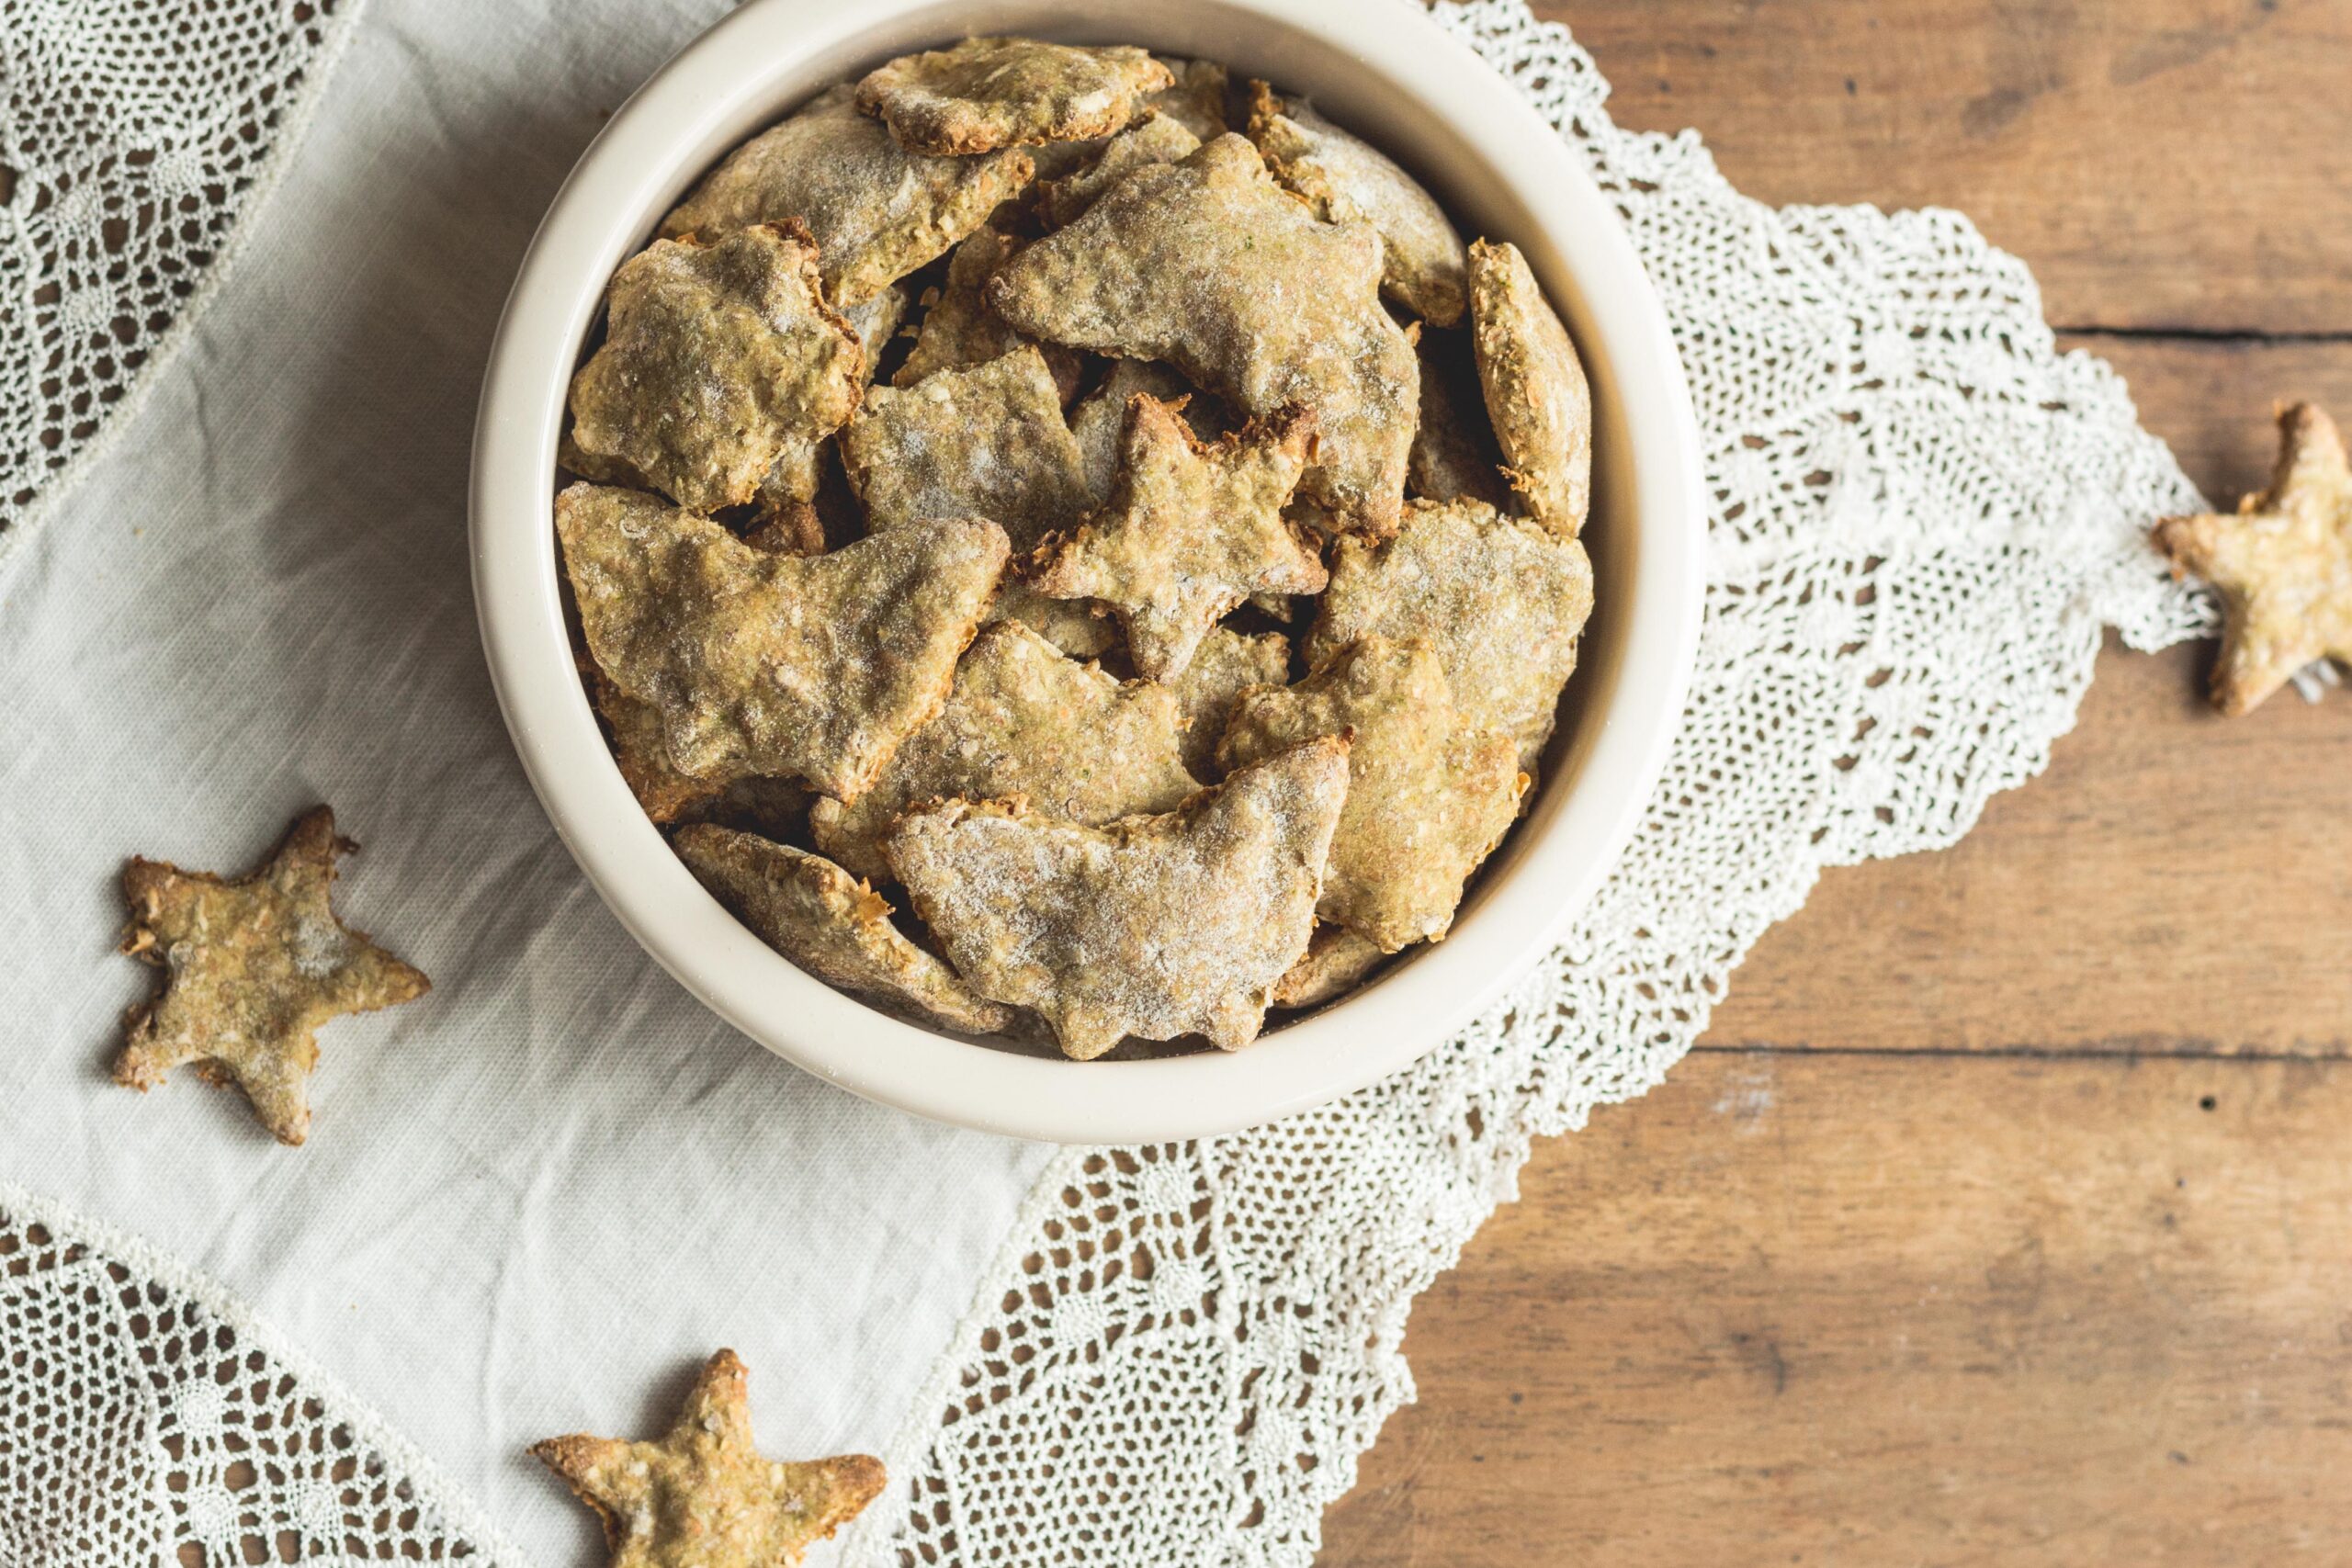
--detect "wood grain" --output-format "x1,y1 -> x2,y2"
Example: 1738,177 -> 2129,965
1322,5 -> 2352,1562
1561,0 -> 2352,335
1320,1051 -> 2352,1565
1708,636 -> 2352,1057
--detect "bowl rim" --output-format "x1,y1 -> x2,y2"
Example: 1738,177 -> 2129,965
469,0 -> 1706,1145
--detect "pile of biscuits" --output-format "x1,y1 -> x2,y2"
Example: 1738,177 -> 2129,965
558,38 -> 1597,1062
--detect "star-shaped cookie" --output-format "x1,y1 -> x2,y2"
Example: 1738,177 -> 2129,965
1219,636 -> 1523,952
838,344 -> 1111,658
113,807 -> 429,1146
661,85 -> 1032,308
887,736 -> 1350,1060
1029,394 -> 1325,680
1247,81 -> 1468,328
855,38 -> 1171,155
558,484 -> 1008,800
1308,497 -> 1594,774
567,223 -> 865,515
989,134 -> 1419,536
531,1348 -> 886,1568
2152,402 -> 2352,716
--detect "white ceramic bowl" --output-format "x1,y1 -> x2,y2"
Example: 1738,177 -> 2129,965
471,0 -> 1704,1145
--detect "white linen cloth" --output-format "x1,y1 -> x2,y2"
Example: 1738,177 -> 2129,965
0,0 -> 2216,1563
0,0 -> 1057,1560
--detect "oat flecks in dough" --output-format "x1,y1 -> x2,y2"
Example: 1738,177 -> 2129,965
662,85 -> 1032,307
1409,325 -> 1512,509
1162,624 -> 1291,779
674,825 -> 1009,1034
1030,394 -> 1325,681
113,807 -> 430,1147
887,737 -> 1350,1060
893,229 -> 1080,398
1040,113 -> 1202,228
856,37 -> 1172,155
1248,81 -> 1468,328
530,1348 -> 885,1568
1221,636 -> 1522,952
1272,922 -> 1387,1010
558,484 -> 1007,800
1309,497 -> 1593,773
2153,402 -> 2352,716
1468,237 -> 1593,537
989,134 -> 1419,536
566,223 -> 863,514
810,620 -> 1199,884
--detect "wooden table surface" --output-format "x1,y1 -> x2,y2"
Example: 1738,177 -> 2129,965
1321,3 -> 2352,1562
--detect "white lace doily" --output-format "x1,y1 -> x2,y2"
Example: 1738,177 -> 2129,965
0,1183 -> 523,1565
0,2 -> 2213,1563
0,0 -> 363,540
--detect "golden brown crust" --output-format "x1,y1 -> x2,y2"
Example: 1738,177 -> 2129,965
1467,238 -> 1592,538
1272,922 -> 1387,1010
741,501 -> 828,559
662,85 -> 1032,306
1308,497 -> 1594,773
529,1348 -> 887,1568
855,38 -> 1173,155
2152,402 -> 2352,716
989,134 -> 1418,536
674,825 -> 1011,1033
1220,636 -> 1523,951
886,738 -> 1351,1060
557,484 -> 1008,799
1028,394 -> 1325,681
567,223 -> 864,515
809,620 -> 1198,884
1247,81 -> 1468,328
113,807 -> 430,1146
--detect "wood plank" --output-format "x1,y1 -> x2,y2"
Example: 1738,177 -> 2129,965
1707,336 -> 2352,1058
1319,1050 -> 2352,1565
1544,0 -> 2352,335
2065,334 -> 2352,505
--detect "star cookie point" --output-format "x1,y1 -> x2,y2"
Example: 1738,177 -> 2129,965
113,806 -> 429,1146
1029,394 -> 1324,681
532,1348 -> 887,1568
2152,402 -> 2352,716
